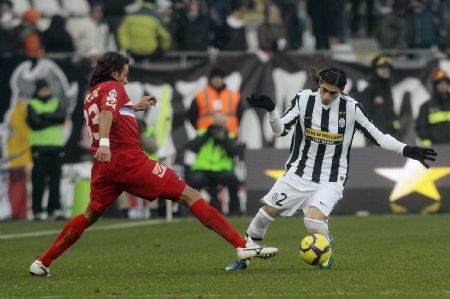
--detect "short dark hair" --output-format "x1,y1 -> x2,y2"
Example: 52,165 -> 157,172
89,52 -> 130,87
311,67 -> 347,89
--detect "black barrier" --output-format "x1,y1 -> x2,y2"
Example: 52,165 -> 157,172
246,146 -> 450,215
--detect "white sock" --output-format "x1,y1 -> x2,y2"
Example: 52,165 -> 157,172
246,208 -> 274,242
304,217 -> 331,243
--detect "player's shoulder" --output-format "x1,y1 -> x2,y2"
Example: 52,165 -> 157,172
295,89 -> 316,102
340,93 -> 361,108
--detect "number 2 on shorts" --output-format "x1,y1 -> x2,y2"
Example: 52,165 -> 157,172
275,193 -> 287,207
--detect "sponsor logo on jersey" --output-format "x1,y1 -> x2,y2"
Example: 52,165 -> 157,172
152,162 -> 167,178
106,89 -> 117,109
305,128 -> 343,145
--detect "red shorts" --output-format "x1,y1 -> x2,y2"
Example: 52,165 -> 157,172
88,149 -> 186,213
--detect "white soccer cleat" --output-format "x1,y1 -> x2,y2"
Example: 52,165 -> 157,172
236,237 -> 279,260
29,260 -> 50,277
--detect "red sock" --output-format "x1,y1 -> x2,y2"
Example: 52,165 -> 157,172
190,199 -> 246,248
39,214 -> 91,267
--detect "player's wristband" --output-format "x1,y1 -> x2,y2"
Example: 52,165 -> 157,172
99,138 -> 110,147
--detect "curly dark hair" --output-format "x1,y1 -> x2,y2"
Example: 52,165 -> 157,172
310,67 -> 347,90
89,52 -> 130,87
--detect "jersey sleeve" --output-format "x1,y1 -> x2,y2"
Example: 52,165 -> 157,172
354,102 -> 406,154
99,82 -> 125,119
269,93 -> 300,136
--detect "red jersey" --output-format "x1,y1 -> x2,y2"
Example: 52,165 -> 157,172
83,80 -> 140,153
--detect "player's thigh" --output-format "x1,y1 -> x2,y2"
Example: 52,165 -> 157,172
123,159 -> 186,202
262,176 -> 310,217
89,178 -> 123,214
306,182 -> 344,217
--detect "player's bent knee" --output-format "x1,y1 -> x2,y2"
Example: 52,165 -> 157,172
83,207 -> 102,224
305,206 -> 326,220
178,185 -> 202,207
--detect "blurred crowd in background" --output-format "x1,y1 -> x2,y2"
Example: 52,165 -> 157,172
2,0 -> 450,61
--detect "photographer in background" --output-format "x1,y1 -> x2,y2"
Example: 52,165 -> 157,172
185,113 -> 242,215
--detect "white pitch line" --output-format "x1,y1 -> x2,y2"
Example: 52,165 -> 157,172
0,219 -> 182,240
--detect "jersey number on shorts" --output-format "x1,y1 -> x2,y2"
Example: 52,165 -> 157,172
83,103 -> 100,144
275,193 -> 287,207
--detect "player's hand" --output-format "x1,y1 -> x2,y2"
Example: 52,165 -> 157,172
246,94 -> 275,112
403,145 -> 437,168
133,96 -> 157,111
94,146 -> 112,163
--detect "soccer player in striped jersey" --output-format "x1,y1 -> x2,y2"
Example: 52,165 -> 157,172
225,67 -> 437,271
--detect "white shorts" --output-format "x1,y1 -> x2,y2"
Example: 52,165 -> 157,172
262,170 -> 344,217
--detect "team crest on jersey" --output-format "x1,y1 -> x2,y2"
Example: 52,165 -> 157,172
338,117 -> 346,128
106,89 -> 117,109
153,162 -> 167,178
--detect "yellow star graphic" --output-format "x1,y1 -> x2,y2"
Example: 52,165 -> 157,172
375,160 -> 450,202
265,169 -> 285,180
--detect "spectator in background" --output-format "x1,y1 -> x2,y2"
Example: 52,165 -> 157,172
186,113 -> 242,215
26,80 -> 66,221
118,0 -> 171,61
88,0 -> 133,40
42,16 -> 74,53
405,0 -> 440,48
307,0 -> 346,49
375,0 -> 411,49
172,0 -> 210,51
14,9 -> 44,57
257,3 -> 288,53
214,2 -> 248,51
0,0 -> 14,54
188,67 -> 244,137
360,55 -> 400,138
274,0 -> 304,50
416,69 -> 450,146
68,3 -> 109,58
206,0 -> 234,45
350,0 -> 375,37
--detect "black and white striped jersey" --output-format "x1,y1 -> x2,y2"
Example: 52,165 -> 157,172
269,89 -> 406,184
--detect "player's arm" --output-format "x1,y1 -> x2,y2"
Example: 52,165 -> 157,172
132,96 -> 157,111
95,110 -> 113,163
247,93 -> 299,136
355,103 -> 437,168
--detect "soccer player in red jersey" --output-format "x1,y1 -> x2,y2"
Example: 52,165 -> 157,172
29,52 -> 278,276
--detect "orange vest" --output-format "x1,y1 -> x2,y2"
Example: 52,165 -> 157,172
195,85 -> 240,136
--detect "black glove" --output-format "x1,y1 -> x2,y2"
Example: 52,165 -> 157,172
403,145 -> 437,168
246,94 -> 275,112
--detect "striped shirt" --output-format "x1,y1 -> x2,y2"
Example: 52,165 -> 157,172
269,89 -> 406,184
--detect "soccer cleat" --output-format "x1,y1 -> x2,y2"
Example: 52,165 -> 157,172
29,260 -> 50,276
225,259 -> 249,271
318,252 -> 334,270
236,236 -> 279,260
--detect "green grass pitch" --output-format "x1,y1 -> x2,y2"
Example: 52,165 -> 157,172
1,215 -> 449,298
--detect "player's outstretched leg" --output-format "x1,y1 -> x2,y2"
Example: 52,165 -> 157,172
29,210 -> 99,276
225,206 -> 277,271
179,186 -> 278,261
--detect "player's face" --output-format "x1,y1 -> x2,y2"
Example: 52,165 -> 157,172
112,64 -> 129,84
319,81 -> 341,105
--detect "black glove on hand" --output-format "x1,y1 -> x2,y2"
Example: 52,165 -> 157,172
246,94 -> 275,112
403,145 -> 437,168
